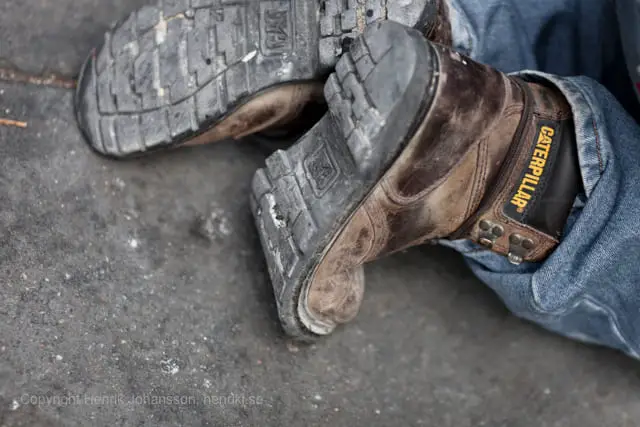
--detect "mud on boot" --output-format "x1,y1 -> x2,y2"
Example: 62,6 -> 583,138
251,21 -> 582,339
75,0 -> 448,158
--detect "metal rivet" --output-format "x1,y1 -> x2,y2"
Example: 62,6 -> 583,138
479,237 -> 494,248
522,239 -> 535,250
479,220 -> 491,231
492,226 -> 504,237
508,253 -> 524,265
507,234 -> 536,265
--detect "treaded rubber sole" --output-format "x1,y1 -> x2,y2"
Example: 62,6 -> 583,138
75,0 -> 435,158
251,21 -> 439,339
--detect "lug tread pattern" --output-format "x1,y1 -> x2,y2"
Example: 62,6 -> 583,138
77,0 -> 431,157
325,35 -> 382,166
252,150 -> 318,288
79,0 -> 310,156
318,0 -> 392,69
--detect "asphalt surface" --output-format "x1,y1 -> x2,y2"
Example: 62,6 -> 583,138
0,1 -> 639,426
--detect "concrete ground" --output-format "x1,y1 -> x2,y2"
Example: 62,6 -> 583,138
0,1 -> 639,426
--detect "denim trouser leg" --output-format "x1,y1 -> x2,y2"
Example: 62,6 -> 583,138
448,0 -> 640,119
448,0 -> 619,75
440,0 -> 640,357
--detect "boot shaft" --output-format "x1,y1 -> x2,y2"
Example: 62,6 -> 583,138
347,44 -> 579,264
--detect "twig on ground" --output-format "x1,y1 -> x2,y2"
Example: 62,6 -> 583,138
0,118 -> 27,128
0,66 -> 76,89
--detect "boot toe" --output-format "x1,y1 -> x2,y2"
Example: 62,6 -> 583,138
300,266 -> 366,336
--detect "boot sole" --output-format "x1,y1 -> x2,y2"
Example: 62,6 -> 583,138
251,22 -> 439,339
75,0 -> 435,159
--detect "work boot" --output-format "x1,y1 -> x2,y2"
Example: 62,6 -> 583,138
251,22 -> 582,339
75,0 -> 452,158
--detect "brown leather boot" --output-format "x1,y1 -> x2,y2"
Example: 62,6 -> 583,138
251,22 -> 582,339
75,0 -> 451,159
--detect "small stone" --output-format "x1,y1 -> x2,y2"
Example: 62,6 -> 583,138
10,400 -> 19,411
55,354 -> 63,361
129,239 -> 139,249
194,208 -> 233,240
286,341 -> 299,353
161,358 -> 180,375
113,177 -> 126,189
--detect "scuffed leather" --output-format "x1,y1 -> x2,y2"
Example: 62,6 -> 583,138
307,43 -> 578,324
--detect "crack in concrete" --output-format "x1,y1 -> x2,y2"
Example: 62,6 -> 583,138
0,66 -> 76,89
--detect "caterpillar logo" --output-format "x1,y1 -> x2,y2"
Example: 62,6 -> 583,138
260,2 -> 293,55
510,126 -> 556,213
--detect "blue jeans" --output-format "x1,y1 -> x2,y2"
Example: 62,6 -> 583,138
439,0 -> 640,357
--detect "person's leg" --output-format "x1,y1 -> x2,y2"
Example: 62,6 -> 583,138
448,0 -> 640,120
437,0 -> 640,357
443,72 -> 640,358
449,0 -> 618,75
